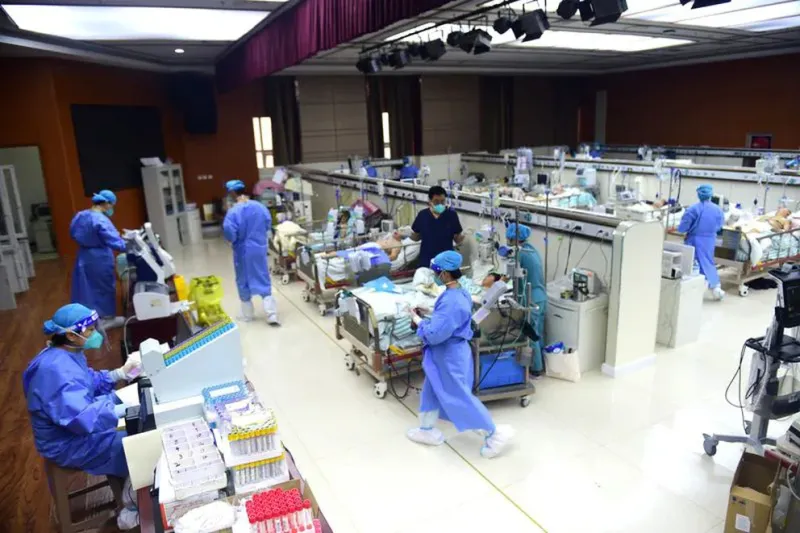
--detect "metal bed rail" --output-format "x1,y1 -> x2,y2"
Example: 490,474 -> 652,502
334,290 -> 423,399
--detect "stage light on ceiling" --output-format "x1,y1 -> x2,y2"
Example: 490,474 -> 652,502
407,43 -> 421,58
557,0 -> 579,19
379,51 -> 391,66
513,9 -> 550,41
689,0 -> 731,8
493,9 -> 515,34
578,0 -> 595,21
590,0 -> 628,25
419,38 -> 447,60
446,30 -> 464,47
355,55 -> 381,74
388,47 -> 411,69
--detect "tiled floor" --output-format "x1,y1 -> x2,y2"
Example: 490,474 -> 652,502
174,239 -> 785,533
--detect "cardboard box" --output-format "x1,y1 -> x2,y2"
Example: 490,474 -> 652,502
724,452 -> 780,533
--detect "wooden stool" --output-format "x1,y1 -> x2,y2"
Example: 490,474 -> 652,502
43,460 -> 123,533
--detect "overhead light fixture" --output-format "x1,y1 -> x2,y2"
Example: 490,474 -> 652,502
355,55 -> 381,74
388,47 -> 411,69
590,0 -> 628,25
446,30 -> 464,47
379,51 -> 391,66
493,9 -> 515,34
419,38 -> 447,60
1,4 -> 269,41
557,0 -> 579,19
578,0 -> 595,21
174,48 -> 185,54
514,9 -> 550,41
407,43 -> 421,58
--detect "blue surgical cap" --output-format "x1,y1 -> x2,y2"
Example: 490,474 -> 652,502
431,250 -> 463,272
403,156 -> 411,165
506,223 -> 532,242
92,190 -> 117,205
697,184 -> 713,201
226,180 -> 246,193
43,303 -> 99,335
362,159 -> 371,167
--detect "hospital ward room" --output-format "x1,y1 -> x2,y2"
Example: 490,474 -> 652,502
4,2 -> 800,533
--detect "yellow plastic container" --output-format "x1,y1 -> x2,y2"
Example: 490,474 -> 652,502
190,276 -> 226,326
173,274 -> 189,302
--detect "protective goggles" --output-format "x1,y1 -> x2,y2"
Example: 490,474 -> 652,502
430,261 -> 444,274
66,310 -> 100,334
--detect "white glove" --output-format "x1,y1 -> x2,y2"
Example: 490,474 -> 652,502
409,309 -> 422,326
112,358 -> 142,382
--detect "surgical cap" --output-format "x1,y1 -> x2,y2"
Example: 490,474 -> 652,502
506,223 -> 532,242
431,250 -> 463,272
92,190 -> 117,205
226,180 -> 246,193
402,156 -> 411,165
697,184 -> 713,201
43,303 -> 99,335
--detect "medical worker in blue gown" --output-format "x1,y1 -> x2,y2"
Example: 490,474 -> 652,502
70,190 -> 126,323
223,180 -> 279,324
24,304 -> 141,478
407,251 -> 514,458
506,223 -> 547,375
678,184 -> 725,300
398,156 -> 419,180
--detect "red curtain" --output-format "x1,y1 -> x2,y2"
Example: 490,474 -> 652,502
217,0 -> 453,92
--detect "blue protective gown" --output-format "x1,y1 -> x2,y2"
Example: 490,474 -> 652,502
70,210 -> 126,318
399,164 -> 419,180
417,288 -> 495,433
365,166 -> 378,178
223,200 -> 272,301
519,243 -> 547,372
22,346 -> 128,477
678,200 -> 724,288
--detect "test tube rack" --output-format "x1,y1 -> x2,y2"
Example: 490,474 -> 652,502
161,418 -> 227,500
140,317 -> 244,405
243,487 -> 316,533
232,454 -> 289,494
202,381 -> 250,428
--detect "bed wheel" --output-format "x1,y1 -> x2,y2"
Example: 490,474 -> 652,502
739,284 -> 749,297
373,382 -> 387,399
302,291 -> 310,302
520,396 -> 531,408
318,304 -> 327,316
344,354 -> 356,371
281,273 -> 290,285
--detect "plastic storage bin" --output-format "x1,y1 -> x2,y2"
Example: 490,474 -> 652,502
478,351 -> 526,390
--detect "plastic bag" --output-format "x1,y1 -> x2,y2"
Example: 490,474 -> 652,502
545,349 -> 581,383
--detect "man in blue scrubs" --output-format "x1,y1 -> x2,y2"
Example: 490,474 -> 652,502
410,186 -> 465,268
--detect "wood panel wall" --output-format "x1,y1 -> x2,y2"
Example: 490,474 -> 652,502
421,75 -> 481,155
297,76 -> 369,163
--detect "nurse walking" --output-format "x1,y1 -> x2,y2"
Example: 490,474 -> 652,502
70,190 -> 126,322
407,251 -> 513,458
678,184 -> 725,300
223,180 -> 280,324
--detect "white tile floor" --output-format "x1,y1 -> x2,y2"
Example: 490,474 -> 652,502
173,240 -> 787,533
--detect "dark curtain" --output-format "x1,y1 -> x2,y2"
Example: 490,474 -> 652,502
217,0 -> 454,92
479,76 -> 514,153
264,76 -> 302,165
365,77 -> 383,159
364,76 -> 422,158
385,76 -> 422,157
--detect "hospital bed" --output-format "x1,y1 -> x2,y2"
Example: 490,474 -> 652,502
667,214 -> 800,296
296,236 -> 421,315
270,220 -> 311,285
335,284 -> 436,399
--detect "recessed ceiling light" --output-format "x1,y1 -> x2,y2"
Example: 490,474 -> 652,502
735,13 -> 800,31
629,0 -> 786,23
175,48 -> 185,54
684,2 -> 800,28
510,30 -> 693,51
0,4 -> 269,41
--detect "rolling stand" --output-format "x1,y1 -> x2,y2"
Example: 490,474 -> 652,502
704,266 -> 800,456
